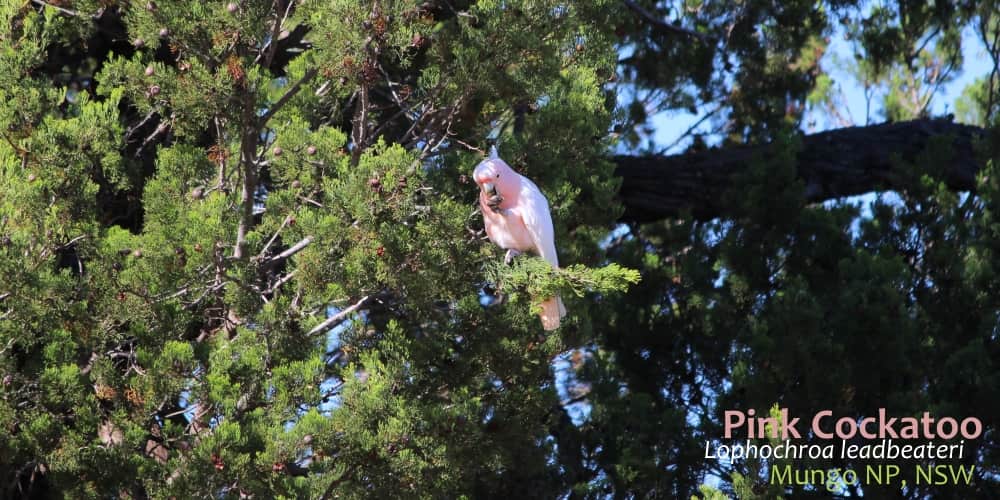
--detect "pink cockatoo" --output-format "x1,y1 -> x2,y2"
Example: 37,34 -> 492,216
474,147 -> 567,330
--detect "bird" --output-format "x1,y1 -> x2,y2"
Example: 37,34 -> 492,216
473,146 -> 566,330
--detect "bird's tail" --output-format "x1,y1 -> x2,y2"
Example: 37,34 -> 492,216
539,295 -> 567,331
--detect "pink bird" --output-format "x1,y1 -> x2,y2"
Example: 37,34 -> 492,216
474,147 -> 567,330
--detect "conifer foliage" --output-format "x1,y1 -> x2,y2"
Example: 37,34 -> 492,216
0,0 -> 635,497
3,0 -> 1000,498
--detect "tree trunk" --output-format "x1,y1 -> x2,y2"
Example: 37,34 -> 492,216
614,119 -> 987,222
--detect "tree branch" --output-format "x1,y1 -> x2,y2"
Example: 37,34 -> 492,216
267,235 -> 313,265
30,0 -> 84,17
623,0 -> 712,43
614,119 -> 987,222
266,270 -> 297,295
262,0 -> 294,68
259,68 -> 319,126
307,295 -> 369,336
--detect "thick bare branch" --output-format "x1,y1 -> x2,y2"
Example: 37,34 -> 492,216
615,119 -> 987,222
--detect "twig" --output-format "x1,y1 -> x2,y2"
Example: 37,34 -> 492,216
451,137 -> 485,154
0,130 -> 28,157
351,85 -> 371,164
622,0 -> 712,43
29,0 -> 84,17
258,214 -> 295,260
259,68 -> 319,126
560,393 -> 591,407
267,235 -> 314,265
297,195 -> 325,208
155,286 -> 191,303
213,117 -> 228,190
183,282 -> 226,311
135,122 -> 171,158
266,270 -> 297,295
656,105 -> 720,155
57,235 -> 86,250
125,111 -> 158,142
307,295 -> 369,336
259,0 -> 292,67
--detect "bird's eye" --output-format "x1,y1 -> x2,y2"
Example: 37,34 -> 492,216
496,174 -> 500,178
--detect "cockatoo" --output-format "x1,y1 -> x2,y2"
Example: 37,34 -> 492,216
474,146 -> 567,330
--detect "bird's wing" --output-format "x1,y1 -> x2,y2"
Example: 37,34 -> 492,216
517,177 -> 559,268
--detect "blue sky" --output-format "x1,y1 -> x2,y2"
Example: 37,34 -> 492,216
648,26 -> 994,155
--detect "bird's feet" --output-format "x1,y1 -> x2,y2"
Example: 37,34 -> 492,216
487,194 -> 504,213
504,249 -> 521,265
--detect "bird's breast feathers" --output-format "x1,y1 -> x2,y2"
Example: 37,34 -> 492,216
483,206 -> 535,252
481,176 -> 552,254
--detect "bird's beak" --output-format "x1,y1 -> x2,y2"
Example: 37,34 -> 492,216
481,182 -> 503,214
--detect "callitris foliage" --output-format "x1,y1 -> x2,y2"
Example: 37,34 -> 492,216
0,0 -> 637,498
1,0 -> 1000,499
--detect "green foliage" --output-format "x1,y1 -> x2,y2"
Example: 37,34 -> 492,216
0,0 -> 999,498
486,256 -> 640,307
0,0 -> 636,497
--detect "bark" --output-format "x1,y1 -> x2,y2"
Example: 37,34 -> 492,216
614,119 -> 988,222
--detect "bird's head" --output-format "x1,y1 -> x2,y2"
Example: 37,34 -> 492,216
473,157 -> 517,212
